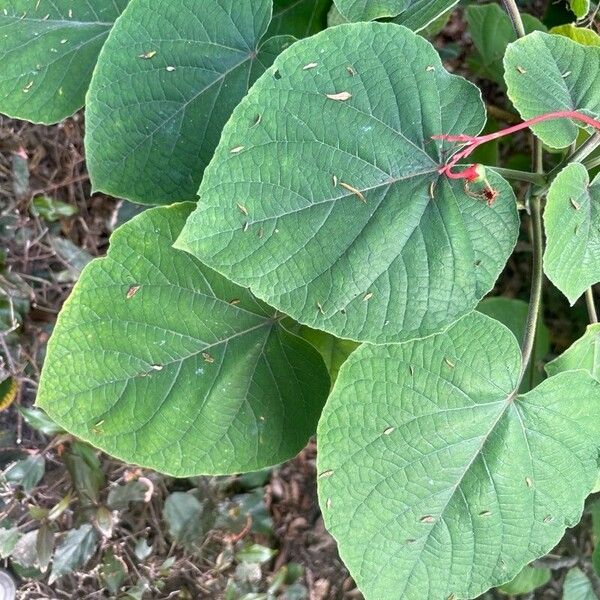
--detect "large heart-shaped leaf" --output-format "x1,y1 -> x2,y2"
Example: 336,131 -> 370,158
85,0 -> 293,205
0,0 -> 127,124
317,311 -> 600,600
268,0 -> 330,38
504,31 -> 600,148
176,23 -> 519,344
333,0 -> 458,31
36,204 -> 329,476
543,163 -> 600,303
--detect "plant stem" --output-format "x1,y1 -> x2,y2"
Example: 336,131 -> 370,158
501,0 -> 526,37
584,154 -> 600,171
497,0 -> 545,388
488,167 -> 546,186
547,133 -> 600,182
517,151 -> 544,389
586,288 -> 598,324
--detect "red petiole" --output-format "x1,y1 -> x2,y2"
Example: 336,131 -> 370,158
433,110 -> 600,181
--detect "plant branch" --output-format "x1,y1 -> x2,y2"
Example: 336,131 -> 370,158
488,167 -> 546,186
517,147 -> 545,390
501,0 -> 526,37
584,153 -> 600,171
495,0 -> 545,388
547,133 -> 600,182
586,288 -> 598,324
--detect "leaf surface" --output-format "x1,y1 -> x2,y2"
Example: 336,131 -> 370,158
546,323 -> 600,380
543,163 -> 600,303
317,311 -> 600,600
176,23 -> 519,344
333,0 -> 458,30
477,297 -> 549,391
36,204 -> 329,476
504,31 -> 600,148
0,0 -> 127,123
85,0 -> 293,204
551,24 -> 600,47
564,568 -> 599,600
466,4 -> 546,85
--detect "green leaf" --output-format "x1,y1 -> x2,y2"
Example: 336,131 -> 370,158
546,323 -> 600,380
163,492 -> 205,546
176,23 -> 519,345
564,568 -> 599,600
0,1 -> 127,124
498,565 -> 551,595
268,0 -> 330,38
35,523 -> 54,573
332,0 -> 459,31
477,297 -> 550,391
17,407 -> 64,436
295,326 -> 358,384
235,543 -> 278,564
85,0 -> 293,205
317,311 -> 600,600
552,24 -> 600,47
569,0 -> 591,19
100,549 -> 128,595
4,455 -> 45,492
543,163 -> 600,303
333,0 -> 403,20
504,31 -> 600,148
107,481 -> 149,510
0,527 -> 21,559
63,441 -> 105,505
36,204 -> 329,476
31,196 -> 77,222
466,4 -> 546,85
49,525 -> 99,584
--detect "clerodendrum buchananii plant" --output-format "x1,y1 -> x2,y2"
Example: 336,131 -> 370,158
3,0 -> 600,597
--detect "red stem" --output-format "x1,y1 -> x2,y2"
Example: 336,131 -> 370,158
434,110 -> 600,181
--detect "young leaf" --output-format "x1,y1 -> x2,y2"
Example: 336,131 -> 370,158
0,1 -> 127,124
466,4 -> 546,85
543,163 -> 600,303
176,23 -> 519,344
569,0 -> 591,19
545,323 -> 600,380
504,32 -> 600,148
563,568 -> 599,600
36,204 -> 329,476
85,0 -> 294,205
49,525 -> 99,584
268,0 -> 330,38
498,565 -> 551,595
551,24 -> 600,47
235,543 -> 277,564
317,311 -> 600,600
477,297 -> 550,391
333,0 -> 458,31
